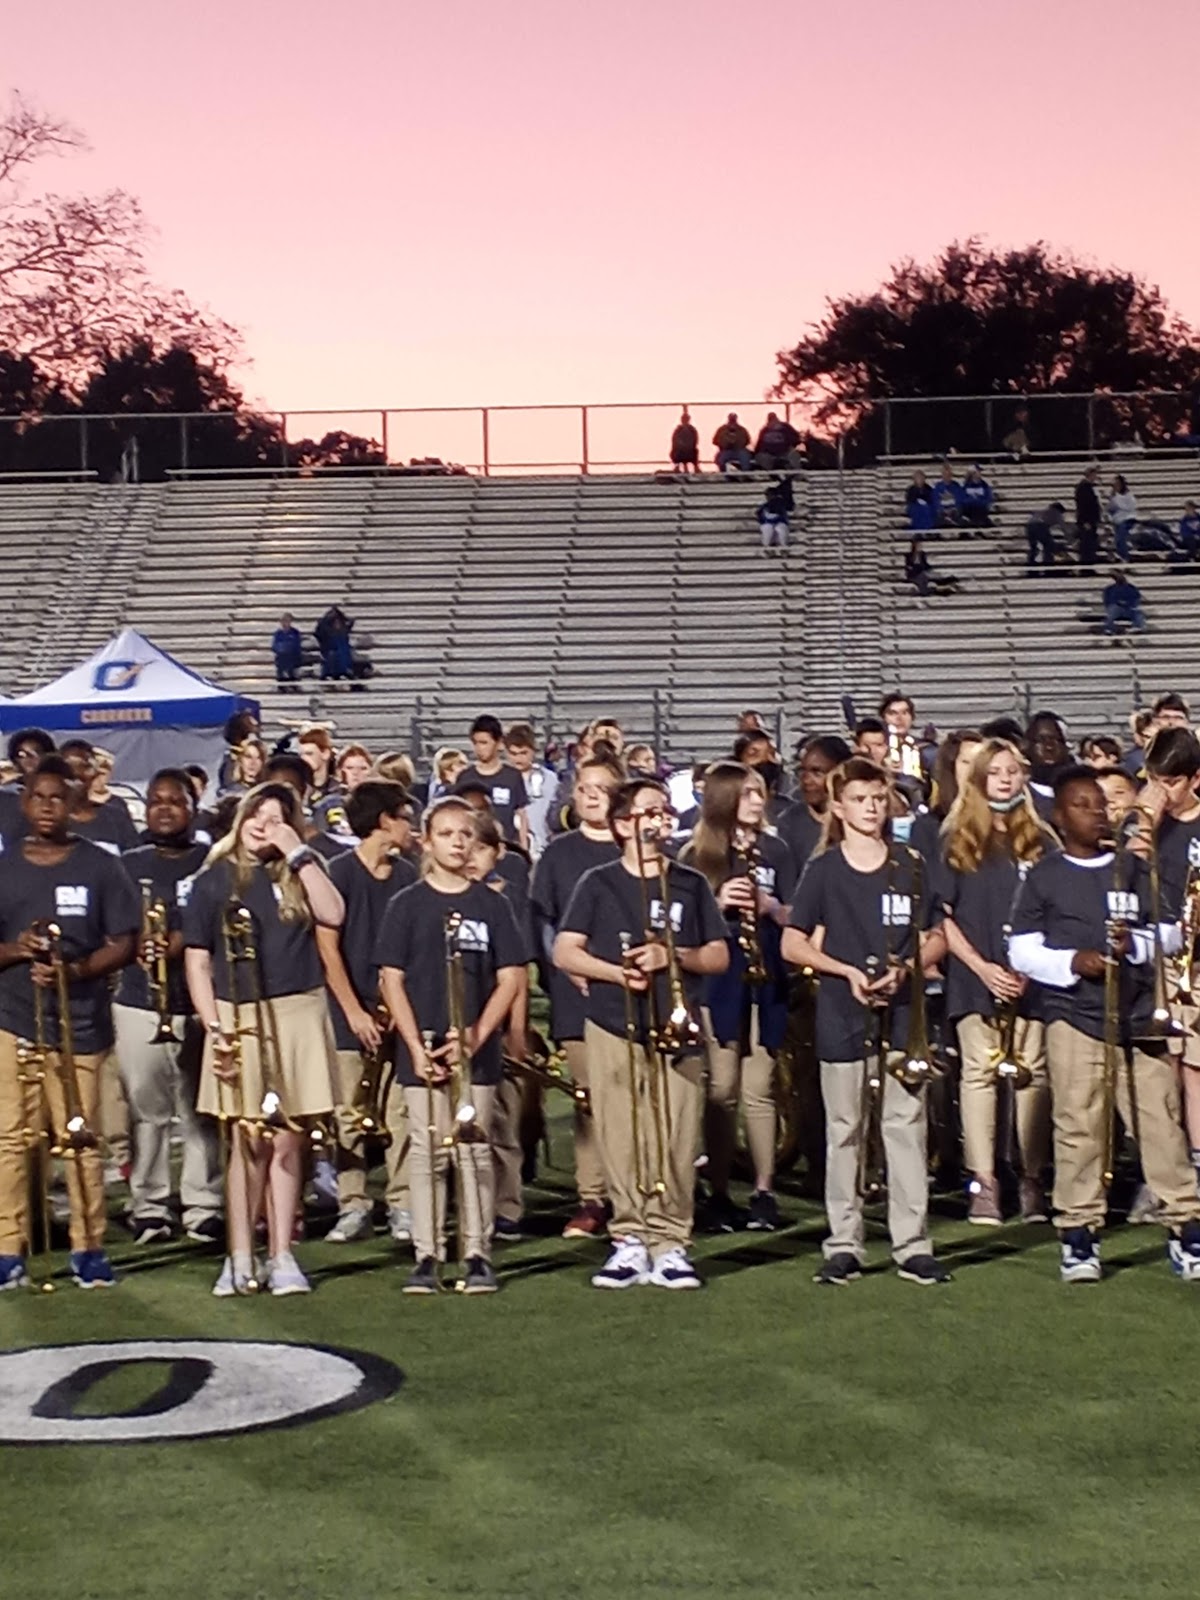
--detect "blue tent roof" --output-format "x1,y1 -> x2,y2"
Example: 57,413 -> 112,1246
0,629 -> 258,733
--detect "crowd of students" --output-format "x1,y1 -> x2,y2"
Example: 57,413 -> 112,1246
2,686 -> 1200,1298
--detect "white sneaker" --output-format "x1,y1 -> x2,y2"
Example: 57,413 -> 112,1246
388,1206 -> 413,1243
649,1247 -> 702,1290
591,1237 -> 651,1290
268,1253 -> 312,1296
309,1157 -> 339,1209
326,1207 -> 373,1243
1128,1183 -> 1163,1225
212,1256 -> 258,1297
1059,1230 -> 1102,1283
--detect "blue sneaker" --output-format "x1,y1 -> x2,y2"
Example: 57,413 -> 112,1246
0,1254 -> 29,1291
71,1249 -> 117,1289
1059,1227 -> 1101,1283
1168,1221 -> 1200,1282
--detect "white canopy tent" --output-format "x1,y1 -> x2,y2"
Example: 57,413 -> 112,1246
0,630 -> 257,795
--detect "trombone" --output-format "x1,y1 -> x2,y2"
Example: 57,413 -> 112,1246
139,880 -> 177,1045
856,955 -> 886,1201
502,1030 -> 589,1110
1175,860 -> 1200,1005
886,849 -> 942,1092
1140,818 -> 1191,1043
620,930 -> 667,1198
443,911 -> 487,1284
220,903 -> 303,1141
986,924 -> 1033,1090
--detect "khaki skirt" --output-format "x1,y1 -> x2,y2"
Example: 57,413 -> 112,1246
198,988 -> 337,1121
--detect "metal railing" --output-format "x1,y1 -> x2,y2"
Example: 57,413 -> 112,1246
0,390 -> 1196,480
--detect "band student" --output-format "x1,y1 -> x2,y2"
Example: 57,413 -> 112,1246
1009,767 -> 1200,1283
1128,726 -> 1200,1170
115,768 -> 222,1246
184,783 -> 345,1298
783,757 -> 951,1287
936,738 -> 1054,1225
0,757 -> 140,1289
314,780 -> 418,1245
554,778 -> 729,1291
377,795 -> 527,1296
682,761 -> 797,1233
458,714 -> 530,850
529,756 -> 623,1238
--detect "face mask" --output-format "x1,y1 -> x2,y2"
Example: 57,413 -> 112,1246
988,794 -> 1025,814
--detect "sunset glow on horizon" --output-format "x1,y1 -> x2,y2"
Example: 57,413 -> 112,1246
9,0 -> 1200,428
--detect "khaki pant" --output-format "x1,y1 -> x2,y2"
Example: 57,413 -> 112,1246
333,1049 -> 410,1213
821,1058 -> 931,1264
563,1038 -> 606,1204
0,1029 -> 108,1254
584,1021 -> 703,1257
113,1004 -> 222,1227
703,1007 -> 776,1191
1047,1020 -> 1200,1233
99,1046 -> 129,1169
956,1013 -> 1051,1179
402,1082 -> 497,1263
492,1075 -> 524,1224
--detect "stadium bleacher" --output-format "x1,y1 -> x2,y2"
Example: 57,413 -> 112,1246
1,454 -> 1197,762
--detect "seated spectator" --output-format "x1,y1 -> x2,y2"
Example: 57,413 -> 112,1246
1025,501 -> 1066,569
1179,499 -> 1200,559
669,409 -> 699,473
753,412 -> 801,471
1102,569 -> 1146,635
904,536 -> 960,597
756,475 -> 794,552
712,413 -> 753,473
905,469 -> 936,532
1079,734 -> 1122,767
272,611 -> 304,689
932,463 -> 964,529
1002,405 -> 1032,459
960,465 -> 994,529
1108,475 -> 1138,562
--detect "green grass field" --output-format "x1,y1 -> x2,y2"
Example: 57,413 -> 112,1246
2,1146 -> 1198,1600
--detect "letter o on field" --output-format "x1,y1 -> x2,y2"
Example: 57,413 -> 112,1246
0,1340 -> 402,1445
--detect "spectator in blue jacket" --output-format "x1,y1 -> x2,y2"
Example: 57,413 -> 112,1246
1179,499 -> 1200,559
905,469 -> 936,531
271,612 -> 304,690
960,465 -> 994,529
933,463 -> 965,528
1103,570 -> 1146,635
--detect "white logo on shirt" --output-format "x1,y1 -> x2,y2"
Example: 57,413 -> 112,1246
754,864 -> 776,893
176,875 -> 197,908
527,772 -> 544,799
1107,890 -> 1139,921
1189,838 -> 1200,869
492,787 -> 512,807
881,892 -> 912,927
56,885 -> 89,917
648,898 -> 684,934
454,918 -> 491,953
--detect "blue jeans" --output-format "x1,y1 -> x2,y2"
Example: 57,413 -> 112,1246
716,448 -> 753,473
1114,520 -> 1136,561
1104,600 -> 1145,633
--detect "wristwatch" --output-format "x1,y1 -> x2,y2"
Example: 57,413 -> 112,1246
287,844 -> 318,871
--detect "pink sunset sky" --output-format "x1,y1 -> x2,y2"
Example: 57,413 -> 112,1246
8,0 -> 1200,462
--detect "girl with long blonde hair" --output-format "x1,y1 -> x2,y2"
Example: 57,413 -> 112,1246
184,783 -> 345,1297
683,761 -> 796,1232
938,738 -> 1055,1225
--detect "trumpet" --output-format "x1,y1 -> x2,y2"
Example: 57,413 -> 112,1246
344,1002 -> 394,1145
986,924 -> 1033,1089
139,880 -> 177,1045
733,839 -> 768,986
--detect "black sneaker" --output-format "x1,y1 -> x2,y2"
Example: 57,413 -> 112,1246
813,1252 -> 862,1286
492,1217 -> 523,1243
699,1192 -> 742,1234
746,1190 -> 780,1232
130,1216 -> 174,1247
462,1256 -> 499,1295
403,1256 -> 440,1296
897,1253 -> 952,1286
185,1216 -> 224,1244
